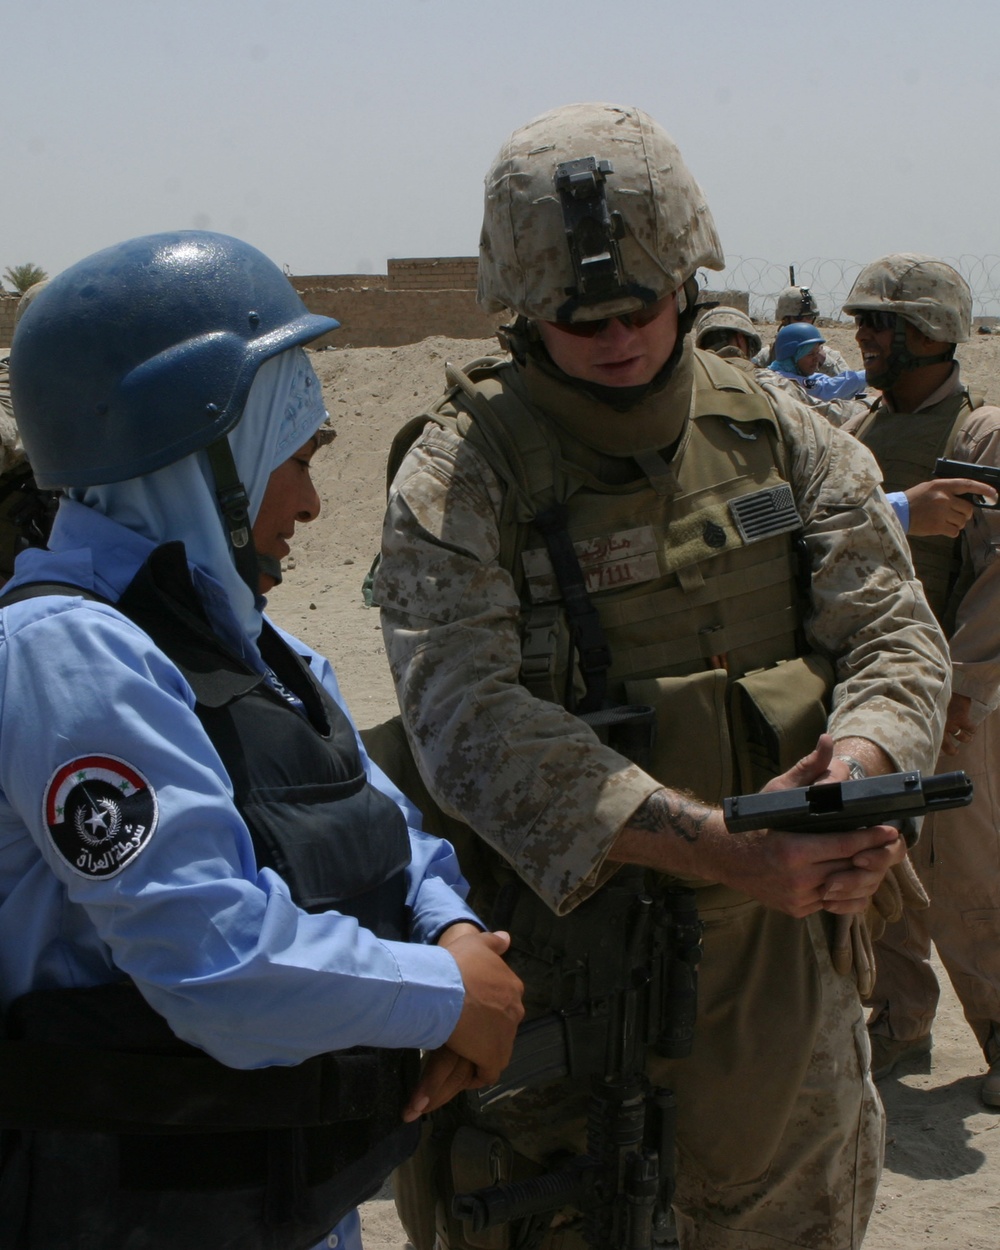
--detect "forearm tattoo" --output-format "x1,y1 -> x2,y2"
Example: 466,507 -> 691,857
629,788 -> 713,844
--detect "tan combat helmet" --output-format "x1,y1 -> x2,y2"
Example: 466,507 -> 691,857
695,305 -> 762,356
478,102 -> 725,323
774,285 -> 819,322
843,253 -> 972,344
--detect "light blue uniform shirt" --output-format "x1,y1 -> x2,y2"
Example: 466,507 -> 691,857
770,362 -> 869,402
0,500 -> 476,1069
885,491 -> 910,530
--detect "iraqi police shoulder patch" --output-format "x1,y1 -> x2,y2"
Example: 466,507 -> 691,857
43,755 -> 158,879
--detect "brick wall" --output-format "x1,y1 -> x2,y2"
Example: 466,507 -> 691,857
387,257 -> 479,291
288,274 -> 387,293
294,286 -> 502,349
288,255 -> 501,347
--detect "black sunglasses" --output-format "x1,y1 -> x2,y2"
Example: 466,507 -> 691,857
854,311 -> 898,332
548,296 -> 671,338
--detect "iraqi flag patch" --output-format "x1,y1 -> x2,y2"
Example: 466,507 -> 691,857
43,755 -> 158,879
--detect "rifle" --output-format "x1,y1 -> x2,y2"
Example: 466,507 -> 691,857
452,877 -> 701,1250
723,769 -> 973,844
933,457 -> 1000,509
455,771 -> 972,1245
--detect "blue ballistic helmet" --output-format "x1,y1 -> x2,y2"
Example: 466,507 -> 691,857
9,231 -> 338,489
773,320 -> 825,364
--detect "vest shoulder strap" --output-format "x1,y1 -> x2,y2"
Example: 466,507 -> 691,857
387,357 -> 564,575
943,390 -> 984,458
0,580 -> 105,606
692,349 -> 790,477
692,349 -> 782,428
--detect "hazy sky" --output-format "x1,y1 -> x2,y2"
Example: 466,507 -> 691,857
5,0 -> 1000,311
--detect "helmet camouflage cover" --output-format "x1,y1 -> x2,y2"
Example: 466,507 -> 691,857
843,253 -> 971,343
695,305 -> 761,354
774,285 -> 819,321
478,102 -> 725,322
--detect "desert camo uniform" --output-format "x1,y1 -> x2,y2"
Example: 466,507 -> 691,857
843,255 -> 1000,1094
0,354 -> 25,474
374,104 -> 949,1250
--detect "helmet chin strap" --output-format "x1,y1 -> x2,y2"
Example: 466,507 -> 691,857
868,319 -> 955,392
205,435 -> 260,596
257,554 -> 283,587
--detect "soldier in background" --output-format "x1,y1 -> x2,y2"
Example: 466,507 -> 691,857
374,103 -> 950,1250
696,305 -> 868,427
693,304 -> 761,360
754,283 -> 849,375
842,255 -> 1000,1104
0,280 -> 56,582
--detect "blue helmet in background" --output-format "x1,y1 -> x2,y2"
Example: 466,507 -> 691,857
9,231 -> 338,489
773,320 -> 825,365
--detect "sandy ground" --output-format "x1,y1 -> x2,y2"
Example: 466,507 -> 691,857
265,323 -> 1000,1249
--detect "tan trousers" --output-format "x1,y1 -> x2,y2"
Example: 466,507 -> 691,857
396,895 -> 884,1250
869,708 -> 1000,1059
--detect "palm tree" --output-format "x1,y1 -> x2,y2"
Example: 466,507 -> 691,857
3,263 -> 48,295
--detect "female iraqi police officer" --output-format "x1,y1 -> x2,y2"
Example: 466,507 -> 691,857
0,231 -> 523,1250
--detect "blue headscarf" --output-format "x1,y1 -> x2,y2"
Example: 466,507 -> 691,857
67,347 -> 328,644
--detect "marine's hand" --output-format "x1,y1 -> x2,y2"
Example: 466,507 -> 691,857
905,478 -> 992,537
728,732 -> 906,916
612,734 -> 904,917
941,692 -> 976,756
760,732 -> 836,790
403,1045 -> 478,1122
712,817 -> 905,918
439,928 -> 524,1085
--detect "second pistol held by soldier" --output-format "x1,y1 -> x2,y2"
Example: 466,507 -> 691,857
371,102 -> 951,1250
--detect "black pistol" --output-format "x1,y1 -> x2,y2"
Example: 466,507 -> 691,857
933,457 -> 1000,508
723,770 -> 973,845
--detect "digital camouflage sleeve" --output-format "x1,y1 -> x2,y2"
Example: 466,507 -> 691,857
376,376 -> 950,914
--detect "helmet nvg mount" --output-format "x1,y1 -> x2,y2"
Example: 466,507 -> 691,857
478,102 -> 725,324
774,285 -> 819,322
10,230 -> 338,590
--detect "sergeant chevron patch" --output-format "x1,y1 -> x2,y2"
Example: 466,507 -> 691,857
729,485 -> 802,543
43,755 -> 158,879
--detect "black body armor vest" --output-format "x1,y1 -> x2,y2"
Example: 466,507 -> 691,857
0,544 -> 422,1248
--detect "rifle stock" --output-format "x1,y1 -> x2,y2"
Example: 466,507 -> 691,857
453,886 -> 699,1249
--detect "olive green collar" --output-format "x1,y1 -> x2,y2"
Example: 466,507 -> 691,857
513,338 -> 696,457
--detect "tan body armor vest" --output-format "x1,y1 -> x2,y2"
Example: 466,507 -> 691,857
855,388 -> 980,632
397,349 -> 833,804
